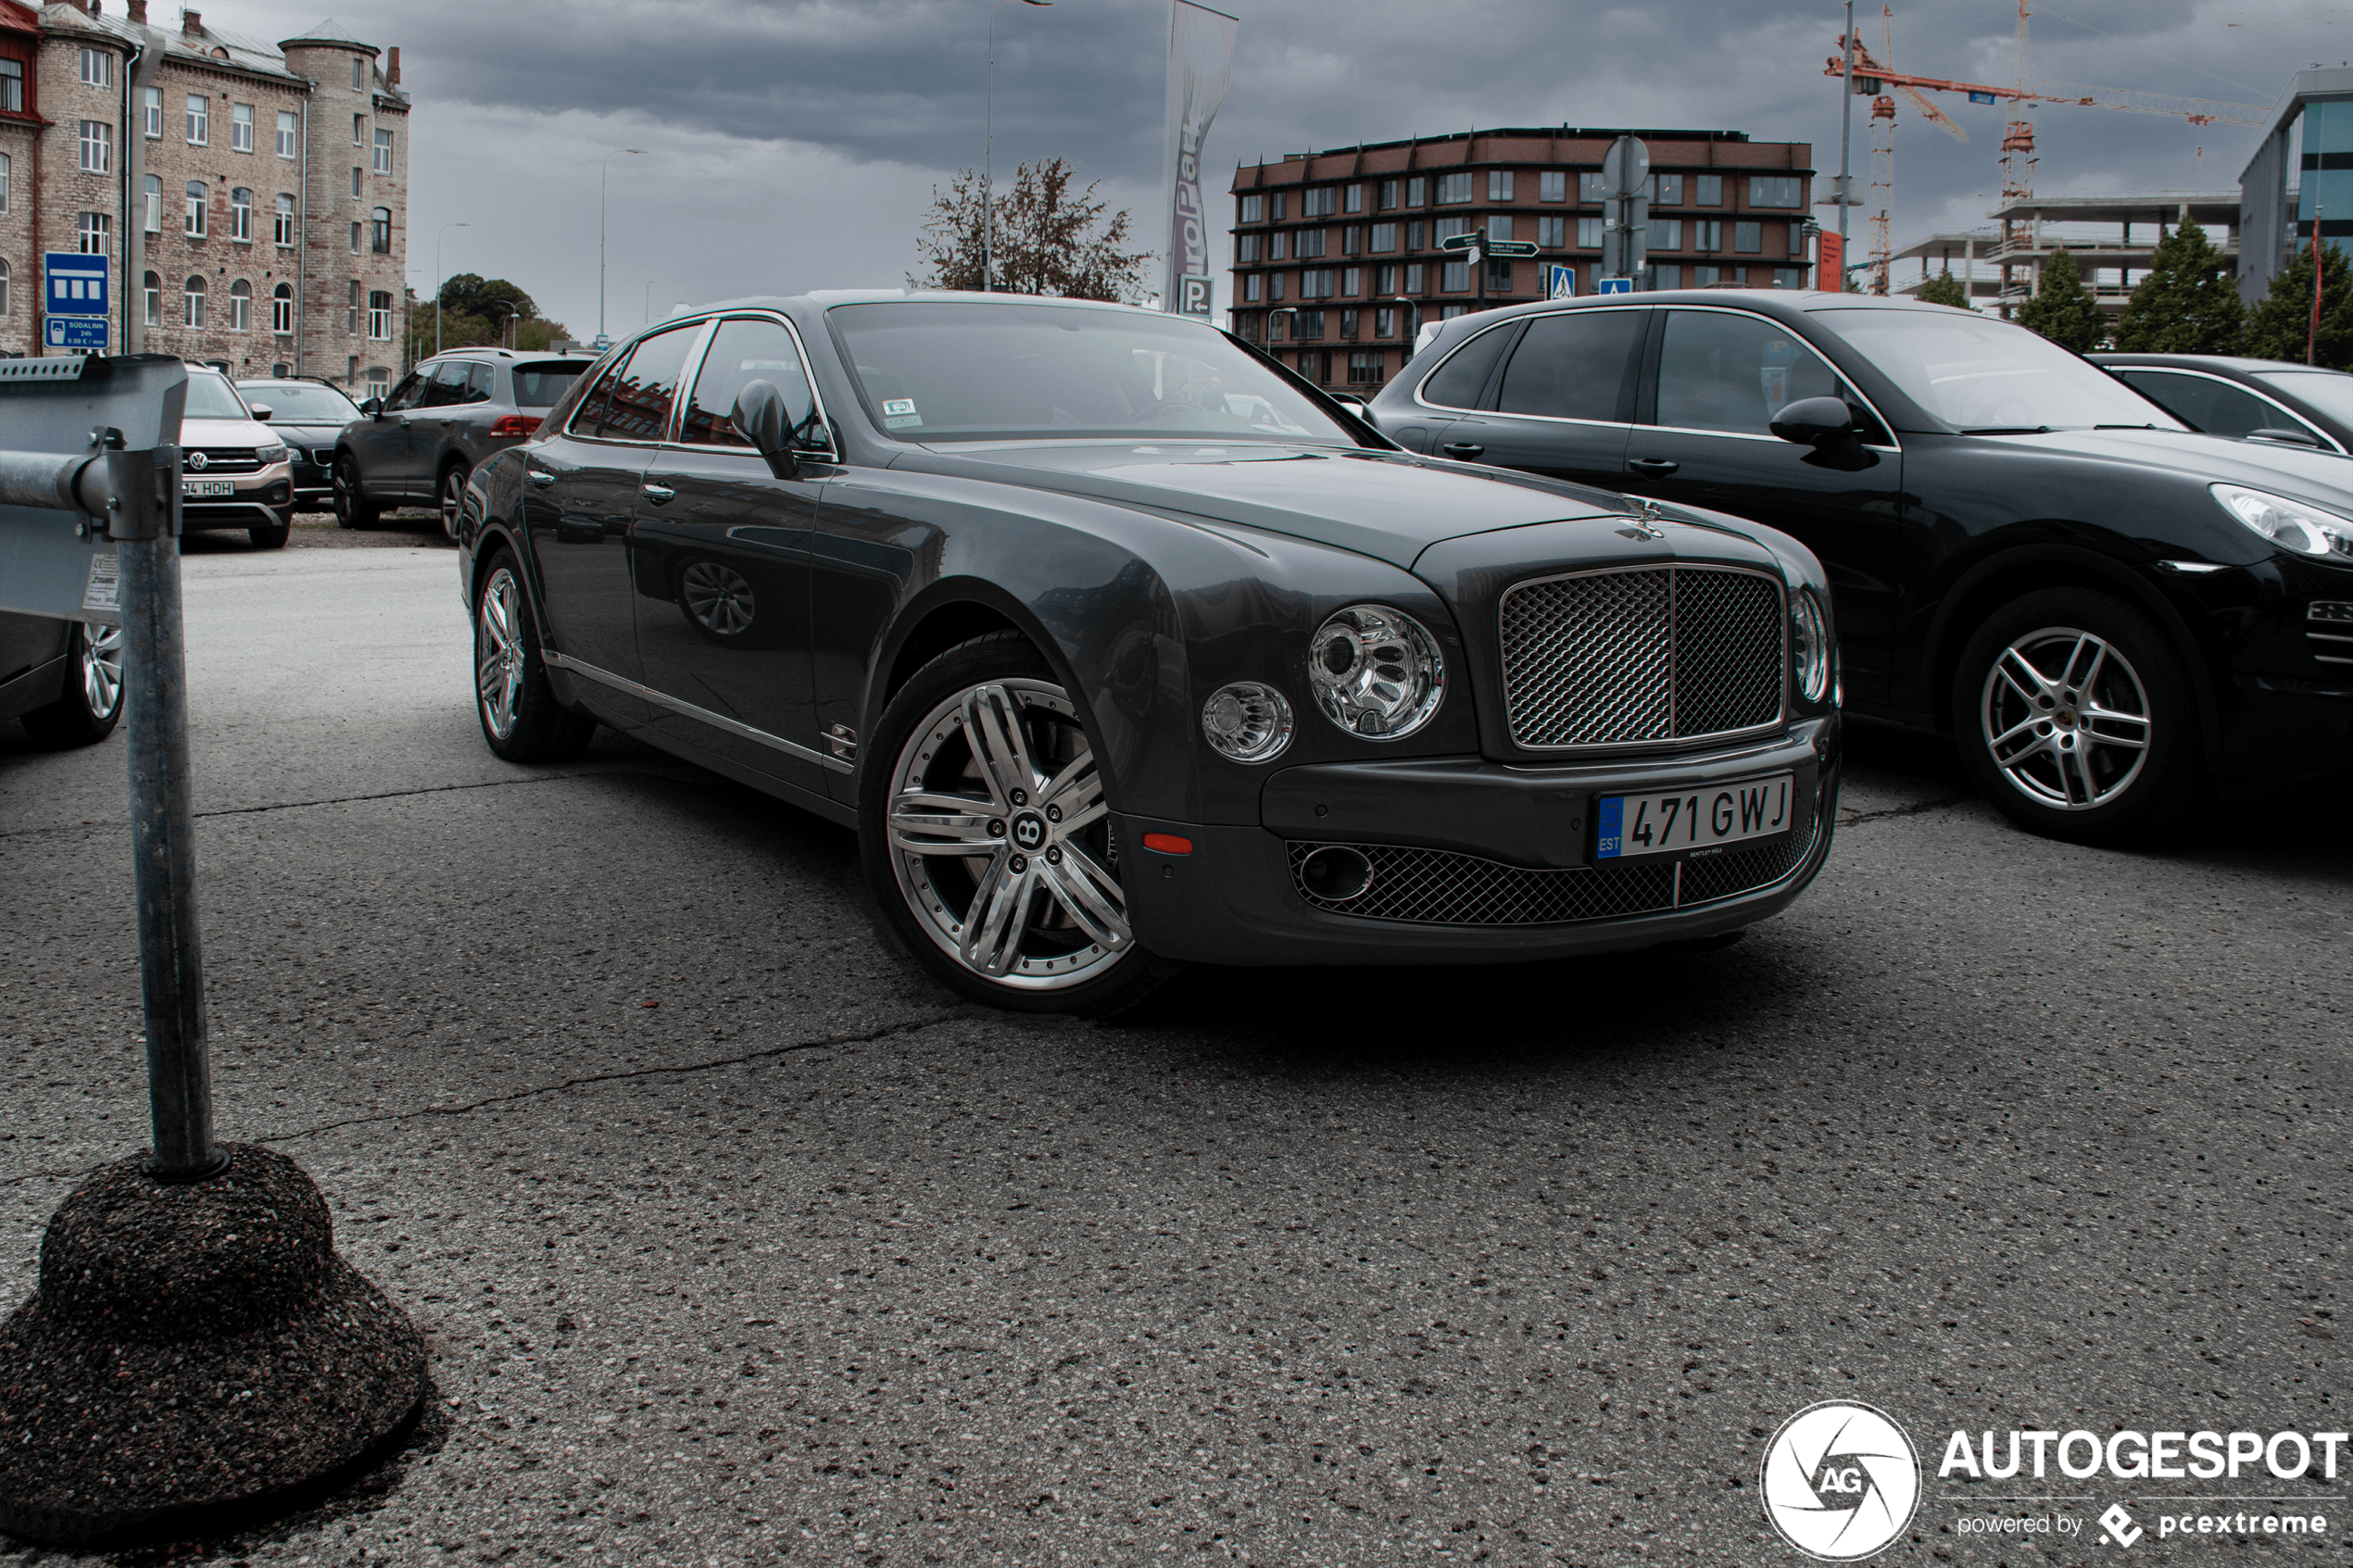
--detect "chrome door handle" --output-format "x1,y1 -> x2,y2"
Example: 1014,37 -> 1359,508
641,484 -> 676,505
527,470 -> 556,487
1441,442 -> 1485,458
1628,458 -> 1680,476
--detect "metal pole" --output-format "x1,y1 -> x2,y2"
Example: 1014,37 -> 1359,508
599,149 -> 644,341
1839,0 -> 1856,248
434,221 -> 467,358
984,0 -> 1051,294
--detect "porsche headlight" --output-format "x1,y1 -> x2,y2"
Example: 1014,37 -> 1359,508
2211,483 -> 2353,559
1791,589 -> 1831,705
1305,604 -> 1445,739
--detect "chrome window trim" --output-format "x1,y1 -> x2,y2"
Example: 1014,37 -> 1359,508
1497,560 -> 1790,755
2112,366 -> 2344,454
1410,306 -> 1650,417
660,309 -> 840,461
1653,304 -> 1903,453
544,650 -> 853,774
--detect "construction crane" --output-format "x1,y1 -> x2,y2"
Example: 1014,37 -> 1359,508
1846,11 -> 1971,295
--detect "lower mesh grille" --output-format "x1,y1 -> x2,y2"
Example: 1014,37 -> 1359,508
1289,800 -> 1820,927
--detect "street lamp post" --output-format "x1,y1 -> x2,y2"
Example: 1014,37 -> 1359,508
434,221 -> 468,358
645,279 -> 656,326
599,148 -> 646,344
984,0 -> 1052,293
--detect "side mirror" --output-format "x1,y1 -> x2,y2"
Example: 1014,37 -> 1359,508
2248,427 -> 2323,449
1328,391 -> 1370,411
359,397 -> 383,417
731,380 -> 799,480
1768,396 -> 1858,446
246,403 -> 274,421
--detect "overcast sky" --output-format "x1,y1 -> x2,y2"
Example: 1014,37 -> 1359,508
187,0 -> 2324,332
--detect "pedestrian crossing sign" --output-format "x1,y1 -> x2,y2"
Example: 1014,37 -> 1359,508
1546,264 -> 1577,300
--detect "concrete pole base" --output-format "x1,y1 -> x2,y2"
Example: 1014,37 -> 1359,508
0,1144 -> 426,1548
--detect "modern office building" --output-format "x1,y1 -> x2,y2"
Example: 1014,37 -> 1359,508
0,1 -> 408,395
2239,64 -> 2353,306
1227,127 -> 1816,388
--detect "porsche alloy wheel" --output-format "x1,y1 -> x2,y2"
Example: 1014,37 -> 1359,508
1979,625 -> 2151,811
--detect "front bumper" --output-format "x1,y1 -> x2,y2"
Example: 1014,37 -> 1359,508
1120,716 -> 1839,966
179,462 -> 296,533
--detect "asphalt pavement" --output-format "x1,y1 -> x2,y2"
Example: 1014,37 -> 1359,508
1,519 -> 2347,1566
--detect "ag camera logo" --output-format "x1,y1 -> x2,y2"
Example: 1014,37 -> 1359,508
1760,1400 -> 1922,1561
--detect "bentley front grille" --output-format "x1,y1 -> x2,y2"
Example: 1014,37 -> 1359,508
1500,565 -> 1785,749
1288,800 -> 1820,927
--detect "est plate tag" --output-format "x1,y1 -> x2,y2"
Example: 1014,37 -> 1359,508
1595,771 -> 1795,861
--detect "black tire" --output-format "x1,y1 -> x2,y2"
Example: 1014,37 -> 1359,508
472,551 -> 596,762
438,461 -> 470,540
858,631 -> 1176,1016
1951,586 -> 2207,846
332,453 -> 380,530
20,621 -> 125,747
248,518 -> 291,549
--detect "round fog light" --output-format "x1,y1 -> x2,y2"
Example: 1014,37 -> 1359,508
1299,846 -> 1374,902
1201,681 -> 1294,762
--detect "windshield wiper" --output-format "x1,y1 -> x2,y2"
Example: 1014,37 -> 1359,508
1958,425 -> 2051,435
2095,422 -> 2161,430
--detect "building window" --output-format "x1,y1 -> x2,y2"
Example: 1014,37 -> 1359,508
352,114 -> 364,146
271,282 -> 294,334
1268,192 -> 1286,221
143,271 -> 159,326
184,275 -> 207,329
347,280 -> 361,333
373,128 -> 394,174
0,57 -> 21,114
1654,174 -> 1684,206
1296,308 -> 1325,339
1693,220 -> 1724,252
1297,228 -> 1327,259
79,119 -> 110,175
232,103 -> 254,152
1348,350 -> 1384,386
277,110 -> 297,157
1435,171 -> 1473,205
186,95 -> 208,145
1267,272 -> 1284,302
1696,174 -> 1724,206
1577,217 -> 1604,248
1539,171 -> 1567,203
1653,218 -> 1683,251
351,166 -> 363,198
1403,263 -> 1424,294
1299,349 -> 1328,383
1774,267 -> 1806,289
1268,232 -> 1286,262
0,152 -> 9,214
1434,217 -> 1471,244
78,211 -> 109,256
1579,172 -> 1611,204
0,257 -> 8,318
1239,193 -> 1263,223
1370,222 -> 1396,253
185,182 -> 208,237
371,207 -> 391,253
1536,215 -> 1567,248
1441,304 -> 1466,320
1375,307 -> 1395,338
1788,222 -> 1807,255
1734,221 -> 1763,254
1752,176 -> 1803,207
1373,264 -> 1395,295
1488,170 -> 1514,202
1242,273 -> 1261,302
369,290 -> 393,341
229,279 -> 252,331
1487,214 -> 1515,244
1341,266 -> 1361,296
352,57 -> 366,91
228,187 -> 254,242
1302,269 -> 1335,299
1340,308 -> 1358,337
1407,220 -> 1425,252
1341,226 -> 1362,256
141,85 -> 160,137
1344,183 -> 1364,214
1692,265 -> 1720,287
349,221 -> 362,252
80,47 -> 111,88
1237,234 -> 1260,264
1441,259 -> 1469,292
143,174 -> 161,232
1487,259 -> 1513,292
1653,263 -> 1682,289
275,193 -> 296,245
1377,180 -> 1397,210
1405,176 -> 1427,207
1302,187 -> 1336,218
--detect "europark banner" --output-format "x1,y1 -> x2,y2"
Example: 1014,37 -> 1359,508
1162,0 -> 1239,319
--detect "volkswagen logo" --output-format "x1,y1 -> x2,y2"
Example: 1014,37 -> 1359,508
1011,812 -> 1047,851
1759,1400 -> 1921,1561
185,451 -> 209,470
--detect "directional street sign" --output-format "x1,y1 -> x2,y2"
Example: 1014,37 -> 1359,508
1546,265 -> 1578,300
1438,232 -> 1480,252
1487,239 -> 1540,257
1597,277 -> 1636,295
44,252 -> 108,318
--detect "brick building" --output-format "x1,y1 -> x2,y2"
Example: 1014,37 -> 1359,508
0,2 -> 407,396
1229,128 -> 1816,389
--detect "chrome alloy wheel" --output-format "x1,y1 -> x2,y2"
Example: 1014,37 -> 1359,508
1980,624 -> 2152,810
81,621 -> 124,721
887,679 -> 1130,990
475,567 -> 528,742
439,467 -> 467,538
680,559 -> 756,637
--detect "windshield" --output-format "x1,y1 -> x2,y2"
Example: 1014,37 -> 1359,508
827,301 -> 1356,445
182,374 -> 251,421
513,362 -> 585,408
240,382 -> 358,421
2252,370 -> 2353,427
1809,307 -> 2183,433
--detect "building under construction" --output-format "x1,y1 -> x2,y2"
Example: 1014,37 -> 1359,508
1889,194 -> 2239,322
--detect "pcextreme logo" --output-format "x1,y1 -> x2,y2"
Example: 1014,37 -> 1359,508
1759,1400 -> 1924,1562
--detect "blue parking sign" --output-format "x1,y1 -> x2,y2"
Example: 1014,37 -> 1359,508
45,317 -> 108,350
44,252 -> 109,318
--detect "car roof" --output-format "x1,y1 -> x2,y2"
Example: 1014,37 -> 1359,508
2088,352 -> 2349,376
662,290 -> 1172,320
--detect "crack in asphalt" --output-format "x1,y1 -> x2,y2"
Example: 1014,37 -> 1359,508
1841,794 -> 1972,827
0,765 -> 697,841
0,1012 -> 961,1189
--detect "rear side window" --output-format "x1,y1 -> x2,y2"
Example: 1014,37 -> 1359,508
592,324 -> 701,442
2113,370 -> 2291,442
464,363 -> 495,403
1419,323 -> 1516,410
680,319 -> 817,448
1495,310 -> 1646,422
513,361 -> 584,408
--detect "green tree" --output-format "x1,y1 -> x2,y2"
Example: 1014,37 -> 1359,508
2113,220 -> 2244,353
2244,239 -> 2353,368
2015,248 -> 2107,353
1915,269 -> 1970,308
438,272 -> 538,321
910,157 -> 1153,303
406,272 -> 571,363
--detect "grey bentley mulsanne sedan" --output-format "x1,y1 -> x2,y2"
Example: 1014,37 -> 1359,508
454,292 -> 1841,1013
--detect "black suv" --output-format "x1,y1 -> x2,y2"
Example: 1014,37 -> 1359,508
237,376 -> 362,513
333,349 -> 596,535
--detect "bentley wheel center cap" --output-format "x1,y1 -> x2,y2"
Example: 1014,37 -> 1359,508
1011,811 -> 1049,852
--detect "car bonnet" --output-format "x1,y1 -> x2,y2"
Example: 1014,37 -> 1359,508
1974,426 -> 2353,499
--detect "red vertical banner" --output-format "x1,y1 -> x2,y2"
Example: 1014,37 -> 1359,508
1818,232 -> 1844,292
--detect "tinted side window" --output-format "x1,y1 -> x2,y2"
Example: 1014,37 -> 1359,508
384,370 -> 428,412
465,363 -> 496,403
1495,310 -> 1646,422
2115,370 -> 2279,441
1419,323 -> 1516,409
1656,310 -> 1843,436
595,323 -> 702,442
419,362 -> 470,408
680,319 -> 818,448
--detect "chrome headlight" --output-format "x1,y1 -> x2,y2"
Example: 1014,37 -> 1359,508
1306,604 -> 1445,739
1201,682 -> 1294,763
2211,483 -> 2353,559
1791,589 -> 1831,705
255,443 -> 289,465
